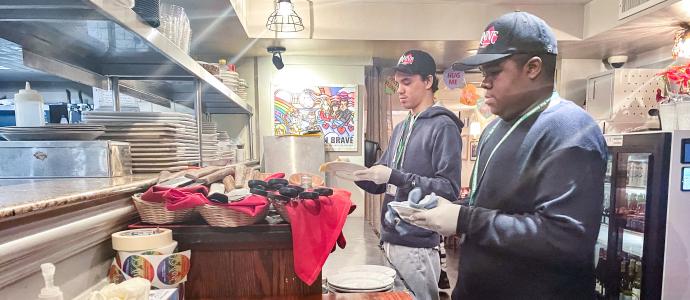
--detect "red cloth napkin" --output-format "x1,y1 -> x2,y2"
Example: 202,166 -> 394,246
284,188 -> 355,285
265,172 -> 285,180
140,185 -> 208,211
205,194 -> 269,217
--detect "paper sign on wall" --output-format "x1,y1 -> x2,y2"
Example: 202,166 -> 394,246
272,84 -> 358,152
92,87 -> 140,111
443,68 -> 465,89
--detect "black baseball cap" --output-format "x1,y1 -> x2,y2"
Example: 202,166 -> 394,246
452,11 -> 557,71
393,50 -> 436,77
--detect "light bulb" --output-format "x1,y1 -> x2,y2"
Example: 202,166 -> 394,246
469,122 -> 481,138
278,1 -> 293,17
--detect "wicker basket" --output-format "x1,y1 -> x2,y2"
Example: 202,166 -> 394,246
198,203 -> 270,227
132,193 -> 197,224
272,201 -> 292,223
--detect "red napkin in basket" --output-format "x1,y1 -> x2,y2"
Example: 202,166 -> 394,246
205,194 -> 269,217
284,188 -> 355,285
265,172 -> 285,180
140,185 -> 208,211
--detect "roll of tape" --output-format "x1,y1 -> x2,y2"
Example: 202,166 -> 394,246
118,240 -> 178,258
112,228 -> 173,252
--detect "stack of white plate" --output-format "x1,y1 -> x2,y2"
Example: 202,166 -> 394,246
327,265 -> 395,293
200,122 -> 223,165
237,78 -> 248,101
0,124 -> 105,141
216,130 -> 236,164
219,70 -> 239,93
83,112 -> 200,173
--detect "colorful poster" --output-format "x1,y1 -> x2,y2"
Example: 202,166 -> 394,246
273,85 -> 358,151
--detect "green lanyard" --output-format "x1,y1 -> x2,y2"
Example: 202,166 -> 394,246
392,112 -> 418,169
468,92 -> 558,206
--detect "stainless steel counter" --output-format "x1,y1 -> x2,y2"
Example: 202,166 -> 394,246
0,174 -> 158,218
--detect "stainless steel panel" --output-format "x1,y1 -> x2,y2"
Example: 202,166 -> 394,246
0,140 -> 132,178
263,135 -> 325,176
586,69 -> 664,133
0,0 -> 250,114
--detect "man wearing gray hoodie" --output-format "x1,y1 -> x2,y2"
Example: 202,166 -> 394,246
354,49 -> 463,300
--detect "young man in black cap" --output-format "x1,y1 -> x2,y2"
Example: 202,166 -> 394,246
354,50 -> 463,300
408,12 -> 607,299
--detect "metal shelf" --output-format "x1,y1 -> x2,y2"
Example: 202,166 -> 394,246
0,0 -> 251,115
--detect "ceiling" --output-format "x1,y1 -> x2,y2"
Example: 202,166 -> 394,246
309,0 -> 592,3
183,0 -> 687,69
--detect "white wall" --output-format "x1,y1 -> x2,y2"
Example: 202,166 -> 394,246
256,55 -> 372,216
556,59 -> 606,106
628,44 -> 678,69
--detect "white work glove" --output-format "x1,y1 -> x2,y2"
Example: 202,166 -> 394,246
408,196 -> 461,236
353,165 -> 392,184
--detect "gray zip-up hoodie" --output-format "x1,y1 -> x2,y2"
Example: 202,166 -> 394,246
356,106 -> 463,248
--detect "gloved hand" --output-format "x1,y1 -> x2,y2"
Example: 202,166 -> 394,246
408,196 -> 461,236
353,165 -> 392,184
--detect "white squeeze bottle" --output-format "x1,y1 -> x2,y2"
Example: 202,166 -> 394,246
14,82 -> 45,127
38,263 -> 63,300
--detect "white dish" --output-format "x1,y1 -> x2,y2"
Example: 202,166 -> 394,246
319,161 -> 367,181
327,283 -> 393,293
336,265 -> 396,278
131,161 -> 198,167
327,271 -> 394,290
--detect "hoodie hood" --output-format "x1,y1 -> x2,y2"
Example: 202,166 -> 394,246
417,105 -> 465,132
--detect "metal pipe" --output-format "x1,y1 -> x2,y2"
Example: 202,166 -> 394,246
253,56 -> 261,161
109,76 -> 120,112
248,115 -> 254,160
195,79 -> 204,166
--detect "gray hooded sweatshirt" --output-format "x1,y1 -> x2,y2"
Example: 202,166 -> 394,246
356,105 -> 463,248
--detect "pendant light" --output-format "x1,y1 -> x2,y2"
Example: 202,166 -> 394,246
266,0 -> 304,32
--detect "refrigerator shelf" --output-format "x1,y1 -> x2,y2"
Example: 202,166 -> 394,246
600,224 -> 643,257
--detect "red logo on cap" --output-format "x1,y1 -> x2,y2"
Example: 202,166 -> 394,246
398,54 -> 414,65
479,26 -> 499,48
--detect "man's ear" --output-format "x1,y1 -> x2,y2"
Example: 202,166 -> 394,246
525,56 -> 543,80
424,74 -> 433,90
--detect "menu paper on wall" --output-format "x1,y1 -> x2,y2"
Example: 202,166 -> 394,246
92,87 -> 140,111
605,135 -> 623,147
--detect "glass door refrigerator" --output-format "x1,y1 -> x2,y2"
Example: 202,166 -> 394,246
594,131 -> 690,300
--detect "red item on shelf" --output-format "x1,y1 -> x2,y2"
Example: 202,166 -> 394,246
140,185 -> 209,211
205,194 -> 270,217
163,188 -> 208,211
284,188 -> 355,285
265,172 -> 286,180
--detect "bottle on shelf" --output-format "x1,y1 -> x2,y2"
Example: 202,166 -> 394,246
595,248 -> 608,298
620,257 -> 633,300
632,260 -> 642,299
14,82 -> 46,127
637,162 -> 647,187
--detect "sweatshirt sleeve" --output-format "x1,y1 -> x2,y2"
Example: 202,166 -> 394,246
456,146 -> 606,267
355,138 -> 393,195
388,124 -> 462,201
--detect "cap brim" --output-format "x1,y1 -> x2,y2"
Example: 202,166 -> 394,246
451,53 -> 512,71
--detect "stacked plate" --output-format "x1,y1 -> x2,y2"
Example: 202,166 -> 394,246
0,124 -> 105,141
83,111 -> 200,173
219,69 -> 240,93
237,78 -> 248,101
327,265 -> 396,293
216,130 -> 236,164
201,122 -> 222,165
